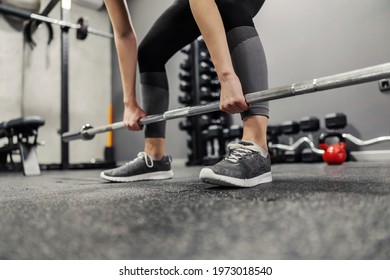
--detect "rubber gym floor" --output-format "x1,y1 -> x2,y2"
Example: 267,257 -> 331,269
0,161 -> 389,260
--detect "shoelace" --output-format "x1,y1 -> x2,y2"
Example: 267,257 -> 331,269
225,142 -> 260,164
127,152 -> 154,168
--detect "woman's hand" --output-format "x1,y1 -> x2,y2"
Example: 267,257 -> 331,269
219,73 -> 250,114
123,104 -> 147,131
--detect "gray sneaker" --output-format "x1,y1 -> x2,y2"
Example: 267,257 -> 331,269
199,140 -> 272,187
100,152 -> 174,182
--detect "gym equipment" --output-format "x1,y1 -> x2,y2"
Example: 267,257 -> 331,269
280,121 -> 301,162
199,61 -> 217,77
268,117 -> 324,163
319,133 -> 347,165
223,125 -> 243,155
1,0 -> 40,30
0,116 -> 45,176
202,125 -> 225,165
300,116 -> 320,132
178,94 -> 192,105
179,71 -> 191,82
179,39 -> 210,165
180,60 -> 191,72
63,62 -> 390,142
269,137 -> 324,157
24,0 -> 60,49
281,121 -> 300,136
325,113 -> 347,130
178,38 -> 229,166
344,134 -> 390,147
379,79 -> 390,92
324,112 -> 390,147
179,81 -> 192,93
299,117 -> 323,162
0,1 -> 113,169
179,114 -> 229,132
179,115 -> 210,131
200,88 -> 220,102
267,124 -> 284,163
322,112 -> 390,163
0,3 -> 113,39
200,74 -> 220,91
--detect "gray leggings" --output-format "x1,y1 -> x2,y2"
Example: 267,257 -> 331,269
138,0 -> 268,138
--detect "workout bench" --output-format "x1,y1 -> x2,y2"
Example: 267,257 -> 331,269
0,116 -> 45,176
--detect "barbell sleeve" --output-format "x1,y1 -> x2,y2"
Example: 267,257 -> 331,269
62,62 -> 390,142
86,27 -> 113,39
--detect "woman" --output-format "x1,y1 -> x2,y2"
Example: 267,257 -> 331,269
101,0 -> 272,187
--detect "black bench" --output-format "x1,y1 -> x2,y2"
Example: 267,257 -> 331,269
0,116 -> 45,176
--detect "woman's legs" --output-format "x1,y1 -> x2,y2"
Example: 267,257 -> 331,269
199,0 -> 271,187
139,0 -> 268,158
215,0 -> 269,150
138,0 -> 201,159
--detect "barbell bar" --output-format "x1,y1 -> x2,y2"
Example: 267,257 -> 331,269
0,3 -> 113,39
62,62 -> 390,142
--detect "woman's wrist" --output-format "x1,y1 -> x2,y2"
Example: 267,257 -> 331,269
123,100 -> 138,109
218,70 -> 237,83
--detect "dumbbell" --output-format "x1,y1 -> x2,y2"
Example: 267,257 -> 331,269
179,81 -> 192,93
180,76 -> 220,94
202,125 -> 225,165
267,124 -> 284,164
200,87 -> 220,102
200,75 -> 220,91
323,112 -> 348,151
199,61 -> 217,77
180,59 -> 191,72
199,51 -> 212,64
281,121 -> 301,162
178,93 -> 192,105
179,70 -> 191,82
178,115 -> 211,132
325,112 -> 347,130
223,125 -> 243,155
210,112 -> 232,128
225,125 -> 243,141
186,138 -> 207,158
299,116 -> 323,163
267,124 -> 283,145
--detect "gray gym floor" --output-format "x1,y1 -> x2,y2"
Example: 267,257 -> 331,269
0,161 -> 389,260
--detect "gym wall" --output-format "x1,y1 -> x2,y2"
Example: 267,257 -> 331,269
258,0 -> 390,150
113,0 -> 390,163
0,14 -> 24,120
0,0 -> 112,164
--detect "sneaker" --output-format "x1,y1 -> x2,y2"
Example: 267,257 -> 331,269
100,152 -> 174,182
199,140 -> 272,187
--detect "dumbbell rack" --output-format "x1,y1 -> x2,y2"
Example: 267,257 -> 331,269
178,38 -> 232,165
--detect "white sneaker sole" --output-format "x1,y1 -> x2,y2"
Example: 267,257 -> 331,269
199,168 -> 272,187
100,170 -> 174,182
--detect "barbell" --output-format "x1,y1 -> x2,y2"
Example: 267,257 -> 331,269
62,62 -> 390,142
0,3 -> 113,39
